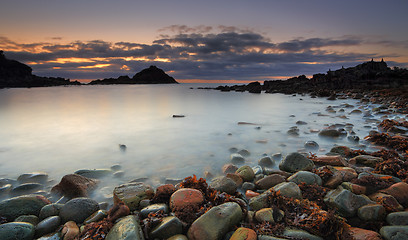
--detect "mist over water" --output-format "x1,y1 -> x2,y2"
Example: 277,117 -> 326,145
0,84 -> 383,186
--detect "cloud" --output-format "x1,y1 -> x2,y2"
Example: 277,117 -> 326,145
0,27 -> 398,81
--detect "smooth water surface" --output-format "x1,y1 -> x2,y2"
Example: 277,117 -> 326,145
0,84 -> 384,186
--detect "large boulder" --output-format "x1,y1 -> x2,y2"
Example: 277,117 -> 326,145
187,202 -> 243,240
59,197 -> 99,223
279,152 -> 314,173
380,182 -> 408,207
0,194 -> 50,221
51,174 -> 98,198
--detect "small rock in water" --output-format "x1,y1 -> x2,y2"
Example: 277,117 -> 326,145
15,215 -> 39,225
17,172 -> 48,184
279,152 -> 315,173
229,147 -> 238,153
238,149 -> 250,157
230,153 -> 245,164
304,140 -> 319,151
222,163 -> 238,174
113,182 -> 155,211
35,216 -> 61,237
210,176 -> 238,195
258,156 -> 275,167
10,183 -> 44,197
236,166 -> 255,182
110,164 -> 122,171
172,114 -> 185,118
0,194 -> 51,221
51,174 -> 98,199
296,120 -> 308,125
74,169 -> 113,179
119,144 -> 127,152
39,203 -> 64,220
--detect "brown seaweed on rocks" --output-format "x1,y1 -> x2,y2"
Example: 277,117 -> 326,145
298,183 -> 330,210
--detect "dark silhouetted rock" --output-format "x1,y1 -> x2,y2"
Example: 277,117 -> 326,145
0,51 -> 81,88
89,65 -> 178,85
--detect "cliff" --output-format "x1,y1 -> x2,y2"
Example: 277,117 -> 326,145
0,51 -> 81,88
88,66 -> 178,85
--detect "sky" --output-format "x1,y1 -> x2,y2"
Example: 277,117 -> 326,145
1,0 -> 407,83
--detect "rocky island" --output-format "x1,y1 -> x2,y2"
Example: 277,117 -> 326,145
0,51 -> 80,89
88,66 -> 178,85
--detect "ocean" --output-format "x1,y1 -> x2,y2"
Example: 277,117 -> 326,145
0,84 -> 385,192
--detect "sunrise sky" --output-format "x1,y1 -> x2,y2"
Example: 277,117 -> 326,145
1,0 -> 407,83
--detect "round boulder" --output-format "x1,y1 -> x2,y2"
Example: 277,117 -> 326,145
59,197 -> 99,223
279,152 -> 315,173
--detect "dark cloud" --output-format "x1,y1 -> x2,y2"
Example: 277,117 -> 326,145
0,28 -> 395,81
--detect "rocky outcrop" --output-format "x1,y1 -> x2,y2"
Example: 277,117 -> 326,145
214,59 -> 408,94
88,65 -> 178,85
0,51 -> 81,88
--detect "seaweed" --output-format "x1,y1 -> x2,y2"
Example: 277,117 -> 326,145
351,175 -> 395,195
298,183 -> 330,210
78,220 -> 113,240
312,166 -> 334,183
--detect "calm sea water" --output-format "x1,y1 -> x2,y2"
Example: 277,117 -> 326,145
0,84 -> 384,188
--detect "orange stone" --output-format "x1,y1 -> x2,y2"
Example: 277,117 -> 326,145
230,227 -> 257,240
170,188 -> 204,211
245,190 -> 260,199
342,227 -> 382,240
380,182 -> 408,207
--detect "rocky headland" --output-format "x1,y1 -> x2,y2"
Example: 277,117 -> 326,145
88,66 -> 178,85
213,59 -> 408,103
0,51 -> 81,89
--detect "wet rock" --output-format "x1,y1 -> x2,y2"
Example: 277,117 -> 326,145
304,141 -> 319,150
325,167 -> 358,188
249,191 -> 272,211
170,188 -> 204,211
287,126 -> 299,136
273,182 -> 302,199
258,156 -> 275,167
0,183 -> 12,197
279,152 -> 314,173
222,163 -> 239,174
230,153 -> 245,164
10,183 -> 44,197
311,155 -> 346,167
238,149 -> 250,157
35,216 -> 61,237
210,176 -> 238,194
230,227 -> 257,240
0,194 -> 50,221
252,165 -> 263,175
380,226 -> 408,240
59,197 -> 99,223
0,222 -> 35,240
288,171 -> 322,186
358,172 -> 401,183
17,172 -> 48,184
282,227 -> 323,240
106,215 -> 144,240
229,147 -> 238,153
258,236 -> 287,240
242,182 -> 256,191
226,173 -> 244,187
369,193 -> 404,212
236,165 -> 255,182
84,209 -> 107,224
113,182 -> 154,211
113,171 -> 125,178
110,164 -> 122,171
37,232 -> 61,239
386,211 -> 408,226
107,201 -> 130,223
74,169 -> 113,179
342,227 -> 382,240
296,120 -> 308,125
347,135 -> 360,142
14,215 -> 39,225
324,188 -> 374,217
140,203 -> 169,219
39,203 -> 64,220
318,129 -> 340,138
272,153 -> 282,162
168,235 -> 188,240
329,146 -> 351,157
254,207 -> 284,223
149,216 -> 183,239
61,221 -> 79,240
51,174 -> 98,198
349,155 -> 382,168
380,182 -> 408,207
187,202 -> 243,240
341,182 -> 366,195
255,174 -> 286,190
357,204 -> 386,221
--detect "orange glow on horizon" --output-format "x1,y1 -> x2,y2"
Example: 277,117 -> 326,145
177,79 -> 265,84
78,64 -> 111,69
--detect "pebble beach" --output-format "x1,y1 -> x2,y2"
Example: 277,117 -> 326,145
1,88 -> 408,240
